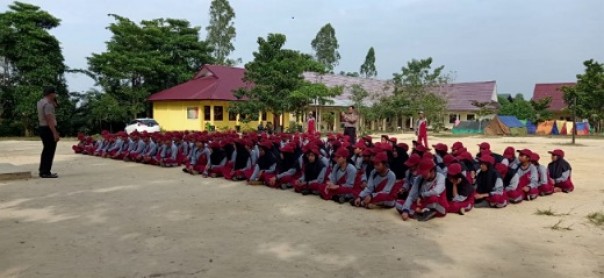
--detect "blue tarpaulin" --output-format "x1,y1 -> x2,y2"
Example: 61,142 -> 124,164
525,120 -> 536,134
497,115 -> 525,128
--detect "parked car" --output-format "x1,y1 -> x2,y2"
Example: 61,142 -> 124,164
125,118 -> 161,134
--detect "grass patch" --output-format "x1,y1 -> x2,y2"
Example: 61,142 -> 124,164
548,220 -> 573,231
587,212 -> 604,226
535,208 -> 556,216
535,208 -> 572,217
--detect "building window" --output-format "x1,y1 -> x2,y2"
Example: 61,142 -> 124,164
187,107 -> 199,120
204,106 -> 211,121
214,106 -> 223,121
467,114 -> 476,121
261,112 -> 267,121
449,114 -> 459,124
229,111 -> 238,121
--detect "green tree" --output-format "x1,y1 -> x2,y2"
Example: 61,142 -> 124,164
338,71 -> 359,77
87,15 -> 213,124
206,0 -> 237,65
311,23 -> 341,72
0,1 -> 69,136
359,47 -> 377,78
498,94 -> 536,121
233,33 -> 333,132
389,57 -> 449,131
530,97 -> 552,122
350,84 -> 369,132
563,59 -> 604,132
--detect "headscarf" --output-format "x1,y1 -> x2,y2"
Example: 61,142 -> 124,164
234,141 -> 251,170
548,157 -> 571,179
475,163 -> 500,194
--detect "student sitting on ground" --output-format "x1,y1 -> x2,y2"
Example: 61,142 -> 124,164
319,148 -> 358,203
158,137 -> 179,167
203,142 -> 227,177
183,136 -> 208,175
352,152 -> 398,209
266,143 -> 300,189
224,139 -> 253,181
248,142 -> 277,185
293,147 -> 327,195
396,158 -> 448,222
506,149 -> 539,202
531,153 -> 554,195
547,149 -> 574,193
474,155 -> 507,208
445,163 -> 475,215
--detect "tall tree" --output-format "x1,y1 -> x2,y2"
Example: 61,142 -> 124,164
206,0 -> 237,65
498,94 -> 534,121
359,47 -> 377,78
563,59 -> 604,132
390,57 -> 449,131
232,33 -> 336,131
87,15 -> 213,123
0,1 -> 69,136
311,23 -> 341,72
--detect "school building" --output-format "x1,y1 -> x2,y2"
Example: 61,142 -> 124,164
149,64 -> 499,132
303,72 -> 499,131
531,82 -> 576,121
148,65 -> 295,132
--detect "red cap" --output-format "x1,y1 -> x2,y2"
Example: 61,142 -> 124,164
447,163 -> 462,177
372,152 -> 389,165
280,144 -> 295,153
354,141 -> 366,150
363,135 -> 373,142
306,147 -> 320,156
530,152 -> 540,162
404,154 -> 422,167
396,143 -> 409,151
451,141 -> 464,151
417,159 -> 436,177
334,148 -> 350,158
443,154 -> 457,166
259,141 -> 273,150
503,147 -> 515,159
432,143 -> 448,152
548,149 -> 565,158
375,142 -> 393,152
479,155 -> 495,165
414,144 -> 428,152
495,163 -> 508,177
478,142 -> 490,150
362,148 -> 374,157
422,152 -> 434,160
517,149 -> 532,157
210,142 -> 221,149
388,137 -> 397,143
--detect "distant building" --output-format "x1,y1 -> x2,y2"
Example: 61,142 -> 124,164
304,72 -> 498,131
148,65 -> 294,131
531,82 -> 576,120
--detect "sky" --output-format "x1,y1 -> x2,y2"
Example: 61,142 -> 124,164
2,0 -> 603,97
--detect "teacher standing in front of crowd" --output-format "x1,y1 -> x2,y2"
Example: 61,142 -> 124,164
341,105 -> 358,144
37,87 -> 60,178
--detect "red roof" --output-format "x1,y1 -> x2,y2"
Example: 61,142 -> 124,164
532,83 -> 576,111
148,65 -> 250,101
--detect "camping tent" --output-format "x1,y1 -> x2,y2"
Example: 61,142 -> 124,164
525,120 -> 537,135
536,120 -> 555,135
556,120 -> 568,135
575,122 -> 590,135
484,115 -> 527,136
452,120 -> 488,134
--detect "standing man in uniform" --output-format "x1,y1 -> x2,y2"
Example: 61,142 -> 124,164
341,106 -> 358,144
416,111 -> 428,148
37,87 -> 60,178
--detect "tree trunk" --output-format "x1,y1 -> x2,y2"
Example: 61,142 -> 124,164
274,113 -> 281,133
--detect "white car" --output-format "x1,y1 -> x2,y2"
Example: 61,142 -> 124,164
125,118 -> 161,134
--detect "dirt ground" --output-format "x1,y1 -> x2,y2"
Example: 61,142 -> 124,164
0,135 -> 602,278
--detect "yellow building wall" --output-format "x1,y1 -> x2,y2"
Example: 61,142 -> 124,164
153,100 -> 300,132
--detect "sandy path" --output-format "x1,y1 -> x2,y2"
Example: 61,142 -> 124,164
0,135 -> 602,278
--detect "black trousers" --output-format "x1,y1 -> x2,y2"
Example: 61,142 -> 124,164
344,127 -> 357,144
39,126 -> 57,175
